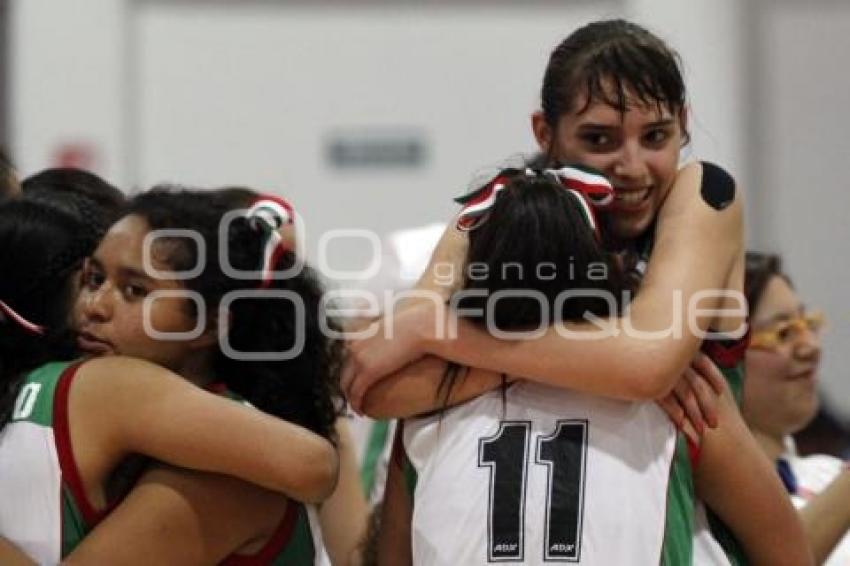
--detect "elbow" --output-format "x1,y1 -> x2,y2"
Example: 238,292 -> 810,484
621,377 -> 668,401
619,354 -> 685,400
359,385 -> 416,420
359,393 -> 390,420
360,397 -> 405,421
634,371 -> 678,400
300,439 -> 340,503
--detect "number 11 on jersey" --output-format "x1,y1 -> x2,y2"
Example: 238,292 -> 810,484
478,420 -> 588,562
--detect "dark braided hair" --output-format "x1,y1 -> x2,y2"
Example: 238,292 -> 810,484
0,199 -> 105,426
125,186 -> 343,442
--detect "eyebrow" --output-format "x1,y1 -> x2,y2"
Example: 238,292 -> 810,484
644,118 -> 676,129
577,118 -> 676,131
89,254 -> 155,282
757,305 -> 806,326
577,123 -> 616,131
119,266 -> 155,282
87,255 -> 104,270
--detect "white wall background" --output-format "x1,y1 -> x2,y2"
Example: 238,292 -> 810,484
9,0 -> 849,417
748,2 -> 850,419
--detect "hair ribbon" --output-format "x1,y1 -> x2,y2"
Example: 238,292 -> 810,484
0,300 -> 45,335
245,195 -> 295,288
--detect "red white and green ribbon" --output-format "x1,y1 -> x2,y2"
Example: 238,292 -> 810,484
245,195 -> 295,288
0,299 -> 45,335
544,165 -> 614,208
454,174 -> 512,231
454,164 -> 614,236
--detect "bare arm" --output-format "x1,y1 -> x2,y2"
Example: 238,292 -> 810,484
360,356 -> 504,419
798,469 -> 850,564
424,162 -> 742,397
408,219 -> 468,301
0,538 -> 35,566
346,162 -> 744,405
317,418 -> 370,566
62,465 -> 286,565
75,356 -> 338,502
694,369 -> 813,566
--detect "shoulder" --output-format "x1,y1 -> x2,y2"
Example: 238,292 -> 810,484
656,161 -> 743,242
76,356 -> 181,384
72,356 -> 189,405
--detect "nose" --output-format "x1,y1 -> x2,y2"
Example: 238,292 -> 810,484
80,283 -> 113,323
792,325 -> 821,363
612,141 -> 649,181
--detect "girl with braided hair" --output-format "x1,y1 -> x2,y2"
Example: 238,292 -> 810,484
0,188 -> 340,564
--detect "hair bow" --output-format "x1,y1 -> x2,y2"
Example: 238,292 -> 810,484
454,164 -> 614,236
245,195 -> 295,288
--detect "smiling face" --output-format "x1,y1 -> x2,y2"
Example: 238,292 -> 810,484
75,214 -> 212,373
533,87 -> 685,243
743,275 -> 822,439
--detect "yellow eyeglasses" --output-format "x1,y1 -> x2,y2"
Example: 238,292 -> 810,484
749,311 -> 825,350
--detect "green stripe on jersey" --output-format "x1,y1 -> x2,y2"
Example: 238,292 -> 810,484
720,362 -> 745,406
269,505 -> 316,565
661,433 -> 695,566
361,419 -> 390,497
10,361 -> 74,426
61,486 -> 89,556
218,385 -> 318,564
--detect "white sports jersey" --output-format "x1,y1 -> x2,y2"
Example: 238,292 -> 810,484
0,362 -> 80,565
404,381 -> 676,565
691,503 -> 733,565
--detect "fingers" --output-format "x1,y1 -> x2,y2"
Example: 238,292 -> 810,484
656,394 -> 685,429
687,366 -> 720,429
673,373 -> 706,436
348,368 -> 377,414
679,418 -> 701,448
691,353 -> 727,396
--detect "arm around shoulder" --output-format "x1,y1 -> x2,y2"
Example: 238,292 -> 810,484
422,162 -> 745,400
74,356 -> 339,502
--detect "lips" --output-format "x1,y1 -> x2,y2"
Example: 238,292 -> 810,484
789,368 -> 817,383
612,186 -> 651,211
77,331 -> 114,355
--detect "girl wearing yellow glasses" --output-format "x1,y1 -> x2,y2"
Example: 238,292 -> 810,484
744,252 -> 848,565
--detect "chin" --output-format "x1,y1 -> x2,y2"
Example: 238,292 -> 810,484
788,403 -> 819,434
612,216 -> 653,241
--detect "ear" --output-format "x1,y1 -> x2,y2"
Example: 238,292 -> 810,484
678,105 -> 690,139
531,111 -> 553,154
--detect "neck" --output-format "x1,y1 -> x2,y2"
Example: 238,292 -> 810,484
751,428 -> 787,462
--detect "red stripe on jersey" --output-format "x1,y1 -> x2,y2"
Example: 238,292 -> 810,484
53,362 -> 105,527
221,502 -> 300,565
701,329 -> 750,368
685,434 -> 701,469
